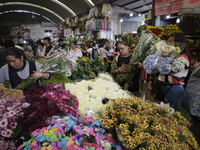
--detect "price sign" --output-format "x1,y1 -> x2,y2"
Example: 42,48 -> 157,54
0,88 -> 23,100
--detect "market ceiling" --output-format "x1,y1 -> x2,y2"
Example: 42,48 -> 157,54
0,0 -> 152,25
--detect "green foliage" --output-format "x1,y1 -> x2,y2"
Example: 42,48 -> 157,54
70,56 -> 106,81
41,75 -> 72,87
4,81 -> 9,88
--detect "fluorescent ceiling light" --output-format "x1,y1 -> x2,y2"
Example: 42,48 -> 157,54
0,10 -> 56,25
51,0 -> 76,16
85,0 -> 95,7
0,2 -> 65,22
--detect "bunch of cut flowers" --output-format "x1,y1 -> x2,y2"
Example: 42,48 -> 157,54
15,49 -> 74,90
18,114 -> 123,150
101,97 -> 200,150
115,31 -> 154,89
143,40 -> 186,74
70,56 -> 106,81
0,94 -> 30,138
0,137 -> 16,150
21,84 -> 80,131
65,73 -> 131,117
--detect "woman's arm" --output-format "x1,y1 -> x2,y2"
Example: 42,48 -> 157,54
30,71 -> 50,82
0,83 -> 6,89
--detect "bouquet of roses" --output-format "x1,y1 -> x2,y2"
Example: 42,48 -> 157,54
15,49 -> 74,90
101,97 -> 199,150
0,95 -> 30,138
18,114 -> 123,150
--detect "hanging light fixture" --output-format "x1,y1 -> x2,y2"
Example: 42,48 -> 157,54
120,18 -> 123,22
176,18 -> 180,23
130,13 -> 133,17
32,14 -> 35,18
138,13 -> 141,16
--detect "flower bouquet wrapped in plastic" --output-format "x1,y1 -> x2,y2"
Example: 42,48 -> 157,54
156,41 -> 185,74
15,50 -> 74,90
143,40 -> 186,75
143,53 -> 160,74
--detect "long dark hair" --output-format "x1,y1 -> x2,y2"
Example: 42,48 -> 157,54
5,47 -> 27,61
169,33 -> 193,62
170,33 -> 193,86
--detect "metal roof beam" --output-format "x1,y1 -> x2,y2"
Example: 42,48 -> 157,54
131,2 -> 152,10
121,0 -> 140,7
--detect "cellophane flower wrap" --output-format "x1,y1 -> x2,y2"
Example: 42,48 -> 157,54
15,50 -> 74,90
17,114 -> 123,150
101,97 -> 200,150
65,73 -> 131,117
0,95 -> 30,138
143,53 -> 160,74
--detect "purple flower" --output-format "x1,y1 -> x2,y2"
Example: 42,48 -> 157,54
22,102 -> 30,108
0,99 -> 6,104
0,119 -> 8,128
53,83 -> 61,89
8,111 -> 16,117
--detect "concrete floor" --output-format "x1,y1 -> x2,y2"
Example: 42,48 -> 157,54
140,81 -> 200,145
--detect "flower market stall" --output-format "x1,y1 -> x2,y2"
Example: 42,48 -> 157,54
1,73 -> 200,149
1,24 -> 200,149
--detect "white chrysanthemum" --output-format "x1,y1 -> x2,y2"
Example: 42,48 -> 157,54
172,57 -> 188,73
96,96 -> 102,102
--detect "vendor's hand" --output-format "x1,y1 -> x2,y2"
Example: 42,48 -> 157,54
118,66 -> 127,73
30,71 -> 43,82
134,62 -> 143,69
148,81 -> 152,90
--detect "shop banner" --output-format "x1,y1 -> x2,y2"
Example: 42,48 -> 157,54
155,0 -> 183,16
0,88 -> 23,100
189,0 -> 198,3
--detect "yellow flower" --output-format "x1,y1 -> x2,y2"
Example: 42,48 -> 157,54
98,56 -> 103,59
102,61 -> 105,66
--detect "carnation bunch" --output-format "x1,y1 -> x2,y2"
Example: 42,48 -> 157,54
0,95 -> 30,137
101,97 -> 199,150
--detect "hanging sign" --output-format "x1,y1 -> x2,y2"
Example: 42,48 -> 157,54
0,88 -> 23,100
189,0 -> 198,3
155,0 -> 183,16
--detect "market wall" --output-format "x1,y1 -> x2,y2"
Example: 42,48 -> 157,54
182,0 -> 200,10
26,22 -> 57,41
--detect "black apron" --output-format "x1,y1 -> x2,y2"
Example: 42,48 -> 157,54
9,61 -> 39,95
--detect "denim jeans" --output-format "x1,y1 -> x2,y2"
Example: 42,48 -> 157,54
160,84 -> 184,111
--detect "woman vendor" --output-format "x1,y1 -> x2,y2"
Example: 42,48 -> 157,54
0,47 -> 51,94
111,41 -> 142,92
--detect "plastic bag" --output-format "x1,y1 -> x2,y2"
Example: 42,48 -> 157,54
143,53 -> 160,74
157,56 -> 173,74
40,50 -> 74,77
